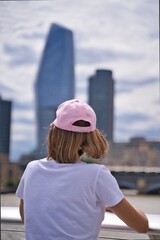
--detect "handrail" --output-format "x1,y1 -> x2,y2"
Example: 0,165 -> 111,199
1,207 -> 160,239
1,206 -> 21,223
102,212 -> 160,240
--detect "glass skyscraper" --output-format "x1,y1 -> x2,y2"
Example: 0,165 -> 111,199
35,23 -> 75,157
88,69 -> 114,142
0,96 -> 12,154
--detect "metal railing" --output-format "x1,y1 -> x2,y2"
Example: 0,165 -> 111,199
101,212 -> 160,240
1,207 -> 160,240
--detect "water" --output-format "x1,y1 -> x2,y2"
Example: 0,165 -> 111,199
122,190 -> 160,214
1,192 -> 160,240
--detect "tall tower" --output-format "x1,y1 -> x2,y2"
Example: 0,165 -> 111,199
0,96 -> 12,187
0,96 -> 12,155
35,23 -> 75,157
88,70 -> 114,142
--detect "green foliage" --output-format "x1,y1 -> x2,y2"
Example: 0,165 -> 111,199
5,179 -> 18,188
81,155 -> 97,164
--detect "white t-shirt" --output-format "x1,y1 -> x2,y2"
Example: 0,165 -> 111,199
16,158 -> 124,240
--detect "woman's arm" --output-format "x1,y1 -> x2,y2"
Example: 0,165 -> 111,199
110,198 -> 149,233
19,199 -> 24,223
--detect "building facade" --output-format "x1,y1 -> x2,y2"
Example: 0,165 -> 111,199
106,137 -> 160,167
35,23 -> 75,157
0,96 -> 12,155
88,69 -> 114,141
0,96 -> 20,190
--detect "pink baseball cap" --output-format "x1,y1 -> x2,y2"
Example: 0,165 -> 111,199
51,99 -> 96,132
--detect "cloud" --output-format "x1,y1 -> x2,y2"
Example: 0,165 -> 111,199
76,47 -> 142,65
117,112 -> 151,124
10,111 -> 36,161
115,83 -> 159,125
10,135 -> 36,161
0,84 -> 14,97
115,77 -> 159,94
3,43 -> 38,66
13,101 -> 35,111
0,0 -> 159,161
21,32 -> 45,40
115,121 -> 160,142
114,111 -> 160,142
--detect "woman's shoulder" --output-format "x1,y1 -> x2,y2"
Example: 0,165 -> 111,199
26,158 -> 46,168
80,162 -> 110,172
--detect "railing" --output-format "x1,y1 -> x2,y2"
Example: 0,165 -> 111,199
1,207 -> 160,240
101,212 -> 160,240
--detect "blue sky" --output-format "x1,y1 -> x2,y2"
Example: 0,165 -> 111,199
0,0 -> 159,162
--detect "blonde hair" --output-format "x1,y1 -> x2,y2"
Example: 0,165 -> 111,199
47,123 -> 109,163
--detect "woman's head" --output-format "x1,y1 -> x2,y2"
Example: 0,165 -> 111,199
47,99 -> 109,163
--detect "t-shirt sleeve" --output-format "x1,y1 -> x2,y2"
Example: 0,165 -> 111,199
95,166 -> 124,207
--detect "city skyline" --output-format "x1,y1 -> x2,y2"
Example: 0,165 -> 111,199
0,1 -> 159,161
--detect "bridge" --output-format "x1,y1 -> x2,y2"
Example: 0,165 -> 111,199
109,166 -> 160,194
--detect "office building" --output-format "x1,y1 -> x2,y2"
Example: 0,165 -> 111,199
0,96 -> 22,190
35,23 -> 75,157
0,96 -> 12,154
88,69 -> 114,141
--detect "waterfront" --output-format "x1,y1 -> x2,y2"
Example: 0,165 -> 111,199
1,192 -> 160,240
1,191 -> 160,214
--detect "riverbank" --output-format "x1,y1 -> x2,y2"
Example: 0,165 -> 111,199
1,191 -> 160,214
1,191 -> 159,240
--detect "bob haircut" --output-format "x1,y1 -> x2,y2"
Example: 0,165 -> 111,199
47,121 -> 109,163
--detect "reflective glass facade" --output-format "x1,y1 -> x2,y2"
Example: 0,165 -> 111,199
0,97 -> 11,154
35,24 -> 74,157
88,70 -> 114,142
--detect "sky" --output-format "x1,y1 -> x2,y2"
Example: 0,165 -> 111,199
0,0 -> 159,162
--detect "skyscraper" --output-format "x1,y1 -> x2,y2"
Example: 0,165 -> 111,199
0,96 -> 21,189
88,69 -> 114,142
0,96 -> 12,155
35,23 -> 75,157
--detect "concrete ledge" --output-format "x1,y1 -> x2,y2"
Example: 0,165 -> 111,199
1,207 -> 160,237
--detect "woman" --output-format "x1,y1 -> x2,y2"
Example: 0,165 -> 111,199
16,99 -> 149,240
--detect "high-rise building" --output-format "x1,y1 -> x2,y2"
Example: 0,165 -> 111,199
0,96 -> 12,188
88,69 -> 114,141
0,96 -> 12,154
0,97 -> 21,189
35,23 -> 75,157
